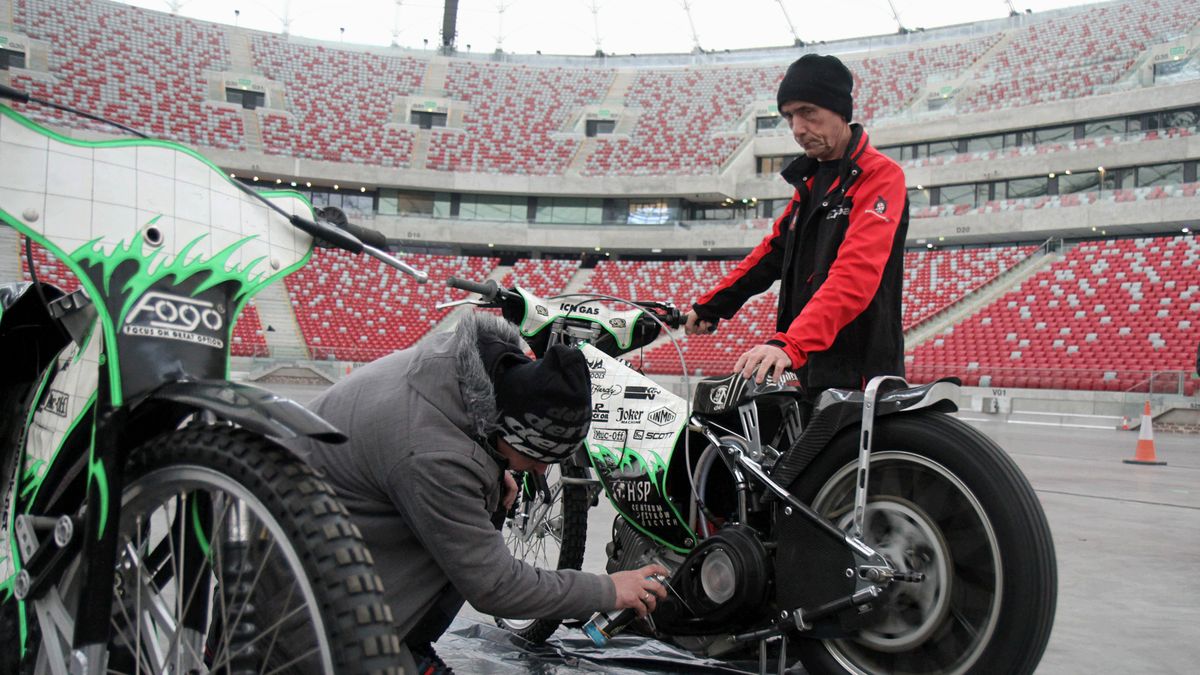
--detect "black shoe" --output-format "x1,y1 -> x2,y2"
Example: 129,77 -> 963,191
411,644 -> 454,675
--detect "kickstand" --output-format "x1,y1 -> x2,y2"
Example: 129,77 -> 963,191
757,634 -> 789,675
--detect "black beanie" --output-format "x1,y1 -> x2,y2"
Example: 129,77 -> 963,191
494,344 -> 592,462
777,54 -> 854,122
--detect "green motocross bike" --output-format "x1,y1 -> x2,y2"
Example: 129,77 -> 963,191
0,84 -> 425,674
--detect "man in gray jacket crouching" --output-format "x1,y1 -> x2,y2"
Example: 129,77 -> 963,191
295,311 -> 667,673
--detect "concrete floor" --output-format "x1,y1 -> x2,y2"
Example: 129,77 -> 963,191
451,417 -> 1200,674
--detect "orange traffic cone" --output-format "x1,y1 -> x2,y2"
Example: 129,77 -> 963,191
1124,401 -> 1166,466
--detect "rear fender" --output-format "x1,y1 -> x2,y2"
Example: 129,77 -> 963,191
768,378 -> 960,492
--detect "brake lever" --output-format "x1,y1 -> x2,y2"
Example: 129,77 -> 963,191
435,299 -> 489,311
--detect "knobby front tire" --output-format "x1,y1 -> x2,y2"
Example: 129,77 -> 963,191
32,426 -> 403,675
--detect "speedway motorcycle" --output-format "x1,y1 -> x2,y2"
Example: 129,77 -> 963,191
0,86 -> 417,673
441,277 -> 1057,675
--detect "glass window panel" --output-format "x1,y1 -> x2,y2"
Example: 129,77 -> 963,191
927,140 -> 959,157
1162,109 -> 1198,130
378,189 -> 399,216
966,135 -> 1004,153
755,116 -> 782,132
1136,163 -> 1183,187
432,193 -> 452,218
939,183 -> 976,206
879,146 -> 903,162
907,188 -> 930,210
1058,171 -> 1100,194
1003,132 -> 1021,148
628,200 -> 671,225
1083,119 -> 1124,139
1007,177 -> 1047,199
474,196 -> 514,221
1033,125 -> 1074,144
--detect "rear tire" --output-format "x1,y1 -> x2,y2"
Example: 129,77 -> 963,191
494,462 -> 591,643
790,412 -> 1057,675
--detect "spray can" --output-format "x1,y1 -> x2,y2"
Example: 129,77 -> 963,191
582,574 -> 667,647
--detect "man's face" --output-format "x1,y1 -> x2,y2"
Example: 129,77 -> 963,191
780,100 -> 849,162
496,437 -> 549,475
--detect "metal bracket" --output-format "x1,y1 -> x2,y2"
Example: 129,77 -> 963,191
737,401 -> 764,461
853,375 -> 909,541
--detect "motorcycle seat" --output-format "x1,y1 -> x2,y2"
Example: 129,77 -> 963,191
691,372 -> 804,416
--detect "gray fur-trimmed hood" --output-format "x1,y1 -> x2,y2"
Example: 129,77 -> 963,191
450,311 -> 526,439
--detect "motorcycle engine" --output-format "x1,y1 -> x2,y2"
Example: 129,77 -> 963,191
607,517 -> 772,637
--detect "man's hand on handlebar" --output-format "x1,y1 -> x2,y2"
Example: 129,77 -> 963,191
683,310 -> 717,336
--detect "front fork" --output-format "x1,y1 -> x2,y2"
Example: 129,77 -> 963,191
16,396 -> 213,673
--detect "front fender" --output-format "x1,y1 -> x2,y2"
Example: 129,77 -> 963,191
135,379 -> 347,444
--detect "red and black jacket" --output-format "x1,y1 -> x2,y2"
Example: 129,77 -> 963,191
693,125 -> 909,391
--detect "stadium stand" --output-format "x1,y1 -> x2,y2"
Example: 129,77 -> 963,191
581,66 -> 774,176
428,61 -> 613,175
500,258 -> 578,298
250,34 -> 424,166
960,0 -> 1199,112
17,237 -> 270,357
902,245 -> 1037,329
907,235 -> 1199,394
284,249 -> 497,361
11,0 -> 245,149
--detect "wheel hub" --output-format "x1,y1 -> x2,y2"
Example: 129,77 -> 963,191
838,497 -> 951,652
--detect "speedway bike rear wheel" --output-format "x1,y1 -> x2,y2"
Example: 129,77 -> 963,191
789,412 -> 1057,675
26,426 -> 403,675
495,462 -> 592,643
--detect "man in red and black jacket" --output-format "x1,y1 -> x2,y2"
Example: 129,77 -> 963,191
685,54 -> 908,394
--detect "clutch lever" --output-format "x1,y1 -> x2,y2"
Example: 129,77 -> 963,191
435,298 -> 490,311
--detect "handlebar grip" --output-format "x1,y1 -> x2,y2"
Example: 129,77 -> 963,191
446,277 -> 500,300
0,84 -> 30,103
338,221 -> 388,250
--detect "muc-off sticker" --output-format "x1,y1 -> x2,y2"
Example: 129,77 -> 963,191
580,344 -> 694,550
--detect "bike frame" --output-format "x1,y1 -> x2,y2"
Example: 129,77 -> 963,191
483,287 -> 963,636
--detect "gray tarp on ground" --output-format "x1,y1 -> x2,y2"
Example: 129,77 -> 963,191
438,617 -> 806,674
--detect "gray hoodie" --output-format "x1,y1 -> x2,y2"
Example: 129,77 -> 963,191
294,312 -> 615,641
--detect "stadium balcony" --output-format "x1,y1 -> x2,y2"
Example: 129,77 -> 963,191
17,237 -> 269,357
11,0 -> 245,150
285,249 -> 497,362
898,126 -> 1196,171
902,245 -> 1037,329
909,181 -> 1200,220
907,234 -> 1199,395
250,35 -> 424,166
426,62 -> 613,175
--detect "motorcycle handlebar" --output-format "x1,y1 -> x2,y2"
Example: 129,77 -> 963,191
446,277 -> 502,301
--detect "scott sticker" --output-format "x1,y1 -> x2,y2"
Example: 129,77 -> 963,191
124,291 -> 225,349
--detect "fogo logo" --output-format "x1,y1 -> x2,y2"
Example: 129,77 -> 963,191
124,291 -> 225,349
